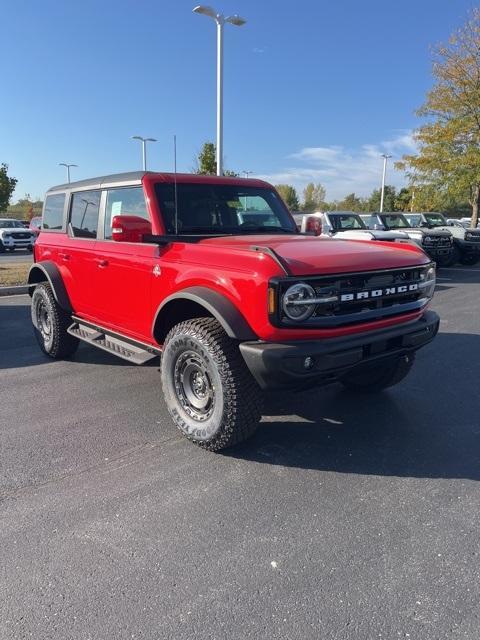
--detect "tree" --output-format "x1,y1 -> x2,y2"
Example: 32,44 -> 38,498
366,185 -> 397,212
196,142 -> 217,175
0,163 -> 18,211
336,192 -> 366,212
302,183 -> 326,212
195,142 -> 238,177
275,184 -> 300,210
397,9 -> 480,226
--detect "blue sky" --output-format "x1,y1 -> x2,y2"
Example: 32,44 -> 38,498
2,0 -> 475,202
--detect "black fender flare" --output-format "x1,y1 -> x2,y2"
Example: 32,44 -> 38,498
152,286 -> 257,341
28,261 -> 73,312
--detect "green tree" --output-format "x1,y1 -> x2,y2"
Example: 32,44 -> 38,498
397,9 -> 480,226
302,182 -> 326,212
336,193 -> 366,212
366,186 -> 397,212
195,142 -> 238,176
196,142 -> 217,175
0,163 -> 18,212
275,184 -> 300,210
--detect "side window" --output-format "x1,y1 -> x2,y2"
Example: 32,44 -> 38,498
69,190 -> 101,238
43,194 -> 65,230
104,187 -> 149,239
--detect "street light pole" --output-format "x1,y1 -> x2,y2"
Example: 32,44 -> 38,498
193,5 -> 246,176
380,154 -> 392,213
59,163 -> 78,183
131,136 -> 157,171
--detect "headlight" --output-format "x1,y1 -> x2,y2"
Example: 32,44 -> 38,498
419,264 -> 436,298
282,283 -> 317,321
423,236 -> 434,244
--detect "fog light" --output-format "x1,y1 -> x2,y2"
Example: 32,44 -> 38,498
304,356 -> 314,370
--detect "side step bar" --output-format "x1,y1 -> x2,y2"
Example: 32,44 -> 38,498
68,318 -> 160,365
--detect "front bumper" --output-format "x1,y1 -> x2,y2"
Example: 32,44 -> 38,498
239,310 -> 440,390
423,245 -> 452,259
460,239 -> 480,255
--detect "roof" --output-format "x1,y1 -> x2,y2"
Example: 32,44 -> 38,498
47,171 -> 270,193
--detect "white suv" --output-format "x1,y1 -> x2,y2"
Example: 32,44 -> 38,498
0,219 -> 35,252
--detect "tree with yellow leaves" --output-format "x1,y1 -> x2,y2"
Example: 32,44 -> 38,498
398,9 -> 480,226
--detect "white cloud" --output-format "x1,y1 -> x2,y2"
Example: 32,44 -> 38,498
256,132 -> 417,201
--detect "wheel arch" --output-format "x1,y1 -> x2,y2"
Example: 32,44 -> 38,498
28,261 -> 73,312
152,287 -> 257,345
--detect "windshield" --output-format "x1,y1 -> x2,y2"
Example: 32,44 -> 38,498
0,220 -> 24,229
380,214 -> 411,229
154,183 -> 297,235
424,213 -> 447,227
329,214 -> 366,231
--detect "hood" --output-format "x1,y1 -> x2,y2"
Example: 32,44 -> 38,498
335,229 -> 409,241
412,227 -> 453,238
200,234 -> 429,276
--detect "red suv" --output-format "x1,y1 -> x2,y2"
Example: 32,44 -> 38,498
29,172 -> 439,450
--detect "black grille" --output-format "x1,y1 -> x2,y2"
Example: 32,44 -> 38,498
11,232 -> 31,240
423,236 -> 451,247
466,233 -> 480,243
274,265 -> 432,329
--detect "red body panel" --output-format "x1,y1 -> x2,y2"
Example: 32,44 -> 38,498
34,173 -> 432,346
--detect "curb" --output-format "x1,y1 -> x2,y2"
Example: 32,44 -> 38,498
0,285 -> 29,297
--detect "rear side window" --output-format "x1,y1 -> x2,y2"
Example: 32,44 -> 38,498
104,187 -> 149,239
69,190 -> 101,238
43,194 -> 65,230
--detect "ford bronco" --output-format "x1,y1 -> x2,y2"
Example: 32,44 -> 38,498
29,172 -> 439,450
406,212 -> 480,266
299,211 -> 413,245
367,212 -> 453,265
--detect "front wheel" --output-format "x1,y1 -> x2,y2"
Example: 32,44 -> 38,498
161,317 -> 262,451
31,283 -> 79,359
459,253 -> 479,266
443,245 -> 461,267
341,354 -> 415,393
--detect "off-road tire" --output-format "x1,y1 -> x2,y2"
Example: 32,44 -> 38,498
459,253 -> 479,266
444,245 -> 461,267
341,354 -> 415,393
31,283 -> 79,359
161,317 -> 262,451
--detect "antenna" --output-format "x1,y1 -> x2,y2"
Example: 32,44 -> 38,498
173,134 -> 179,235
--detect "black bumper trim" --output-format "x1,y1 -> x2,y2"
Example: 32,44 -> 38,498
239,310 -> 440,390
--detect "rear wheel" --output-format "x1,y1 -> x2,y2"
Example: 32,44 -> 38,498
341,354 -> 415,393
31,283 -> 79,359
161,317 -> 262,451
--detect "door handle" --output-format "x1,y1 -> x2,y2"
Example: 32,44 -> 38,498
94,258 -> 109,268
59,252 -> 70,261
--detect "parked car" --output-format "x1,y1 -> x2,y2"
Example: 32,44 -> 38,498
300,211 -> 413,244
29,172 -> 439,451
0,218 -> 36,252
29,216 -> 42,236
406,212 -> 480,265
367,212 -> 454,265
446,218 -> 469,229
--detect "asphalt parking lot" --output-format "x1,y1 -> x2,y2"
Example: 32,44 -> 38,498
2,267 -> 480,640
0,249 -> 33,263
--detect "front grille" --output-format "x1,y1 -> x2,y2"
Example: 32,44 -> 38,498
11,232 -> 31,240
423,235 -> 451,247
465,233 -> 480,242
274,265 -> 433,329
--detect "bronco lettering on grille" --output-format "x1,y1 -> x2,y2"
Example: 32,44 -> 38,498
340,283 -> 419,302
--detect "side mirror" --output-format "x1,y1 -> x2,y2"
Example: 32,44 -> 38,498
111,215 -> 152,243
304,215 -> 322,236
